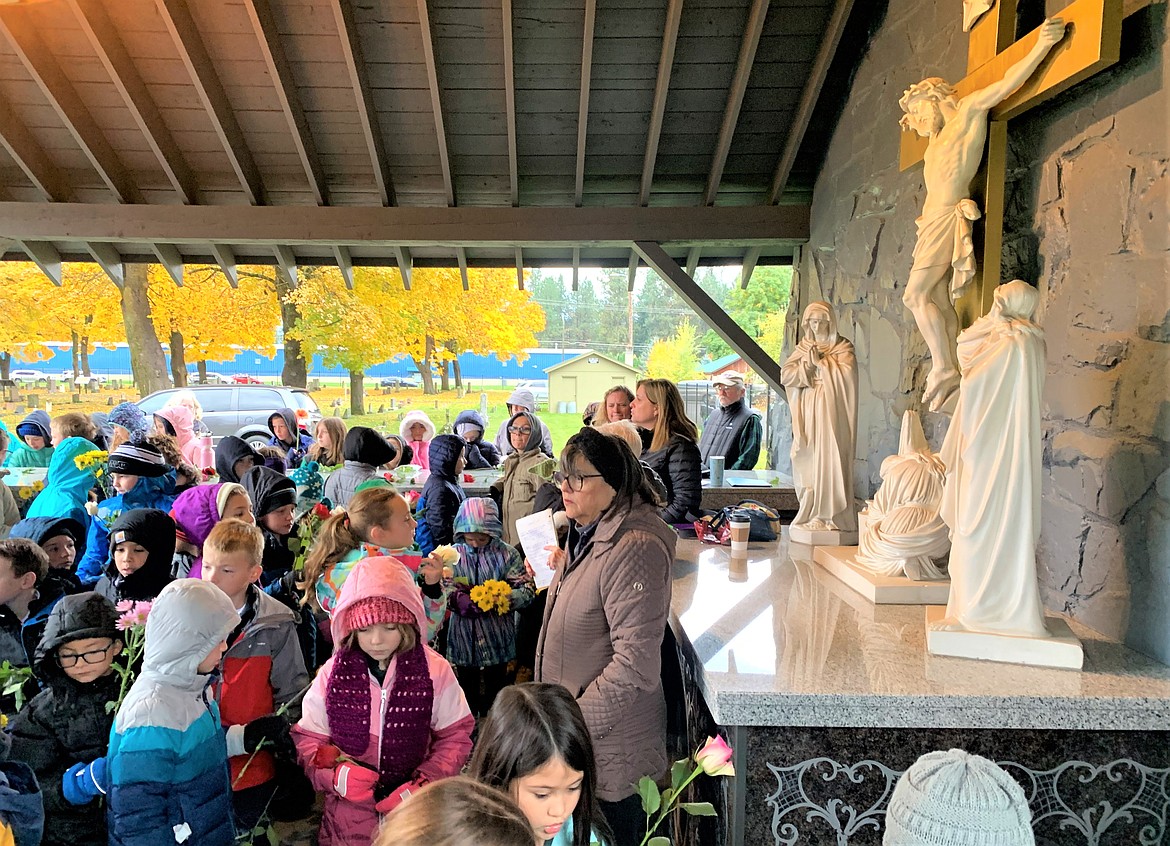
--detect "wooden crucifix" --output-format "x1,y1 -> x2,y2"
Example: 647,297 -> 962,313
897,0 -> 1122,412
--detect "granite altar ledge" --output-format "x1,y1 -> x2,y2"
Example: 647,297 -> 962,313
669,536 -> 1170,730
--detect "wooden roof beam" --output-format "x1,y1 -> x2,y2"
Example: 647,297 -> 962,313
0,8 -> 142,204
333,245 -> 355,290
331,0 -> 396,207
273,244 -> 298,285
457,247 -> 470,291
768,0 -> 855,204
156,0 -> 265,206
208,243 -> 239,288
685,245 -> 701,277
151,243 -> 184,286
627,251 -> 638,292
395,246 -> 413,290
244,0 -> 328,206
703,0 -> 769,206
416,0 -> 455,206
574,0 -> 597,207
502,0 -> 518,206
68,0 -> 197,204
0,94 -> 73,203
18,240 -> 62,285
739,246 -> 761,288
633,240 -> 782,394
571,247 -> 580,292
515,246 -> 524,289
639,0 -> 684,206
86,242 -> 124,289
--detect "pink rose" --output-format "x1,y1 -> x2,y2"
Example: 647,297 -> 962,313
694,735 -> 735,777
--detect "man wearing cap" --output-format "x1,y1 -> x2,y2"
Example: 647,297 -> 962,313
697,372 -> 762,473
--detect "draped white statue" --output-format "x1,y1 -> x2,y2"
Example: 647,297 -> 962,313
856,410 -> 950,580
781,301 -> 858,539
931,281 -> 1050,638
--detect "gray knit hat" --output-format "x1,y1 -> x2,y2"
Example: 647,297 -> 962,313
884,749 -> 1034,846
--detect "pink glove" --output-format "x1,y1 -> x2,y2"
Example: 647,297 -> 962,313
376,779 -> 426,815
332,762 -> 379,803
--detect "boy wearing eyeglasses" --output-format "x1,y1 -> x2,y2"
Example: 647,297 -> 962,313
8,592 -> 122,846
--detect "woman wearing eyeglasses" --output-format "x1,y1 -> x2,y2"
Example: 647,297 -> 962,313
491,410 -> 552,549
535,428 -> 675,846
629,379 -> 703,525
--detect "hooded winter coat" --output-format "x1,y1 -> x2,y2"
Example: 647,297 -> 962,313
76,469 -> 177,585
446,499 -> 533,668
535,496 -> 676,802
292,558 -> 474,846
399,411 -> 436,471
107,579 -> 240,846
219,586 -> 309,791
8,517 -> 85,596
94,509 -> 176,604
215,436 -> 262,484
323,427 -> 395,508
267,409 -> 314,469
414,435 -> 466,556
490,411 -> 549,549
8,592 -> 121,846
0,577 -> 63,671
168,483 -> 236,579
0,482 -> 18,540
0,762 -> 43,846
242,466 -> 297,586
154,405 -> 214,473
4,410 -> 53,468
492,389 -> 555,457
25,438 -> 99,543
452,410 -> 500,469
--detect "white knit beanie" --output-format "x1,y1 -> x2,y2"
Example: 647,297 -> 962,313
884,749 -> 1035,846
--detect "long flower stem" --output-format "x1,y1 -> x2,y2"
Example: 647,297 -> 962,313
640,765 -> 703,846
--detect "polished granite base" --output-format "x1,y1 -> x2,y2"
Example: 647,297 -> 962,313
813,544 -> 951,604
926,605 -> 1085,669
669,535 -> 1170,845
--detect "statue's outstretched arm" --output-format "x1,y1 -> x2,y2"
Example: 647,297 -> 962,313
964,18 -> 1066,111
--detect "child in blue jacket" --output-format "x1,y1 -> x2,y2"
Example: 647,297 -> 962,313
91,579 -> 241,846
414,435 -> 466,556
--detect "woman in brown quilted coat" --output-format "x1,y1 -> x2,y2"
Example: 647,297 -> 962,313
535,427 -> 676,846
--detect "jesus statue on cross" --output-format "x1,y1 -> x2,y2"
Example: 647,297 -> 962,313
899,16 -> 1066,412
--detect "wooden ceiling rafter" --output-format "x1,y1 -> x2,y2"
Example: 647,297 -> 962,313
333,245 -> 355,290
703,0 -> 770,206
457,246 -> 470,290
502,0 -> 518,207
209,243 -> 239,288
416,0 -> 455,207
739,245 -> 761,288
574,0 -> 598,207
768,0 -> 856,204
17,240 -> 62,285
0,93 -> 73,203
151,243 -> 184,287
0,7 -> 142,205
155,0 -> 265,206
243,0 -> 328,207
639,0 -> 684,207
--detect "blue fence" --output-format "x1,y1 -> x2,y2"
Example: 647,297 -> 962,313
11,345 -> 591,383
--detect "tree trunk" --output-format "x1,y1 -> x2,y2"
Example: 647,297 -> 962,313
274,272 -> 308,387
169,331 -> 188,387
440,359 -> 450,392
349,369 -> 364,416
197,360 -> 208,383
70,331 -> 81,378
445,340 -> 462,390
415,335 -> 438,394
0,352 -> 10,381
80,336 -> 91,377
120,264 -> 171,396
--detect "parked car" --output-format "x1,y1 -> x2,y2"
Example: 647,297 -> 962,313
516,379 -> 549,407
379,375 -> 421,388
60,370 -> 108,387
9,370 -> 49,384
231,374 -> 263,384
189,371 -> 232,385
137,385 -> 323,448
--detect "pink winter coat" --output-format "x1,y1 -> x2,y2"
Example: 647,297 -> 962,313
155,404 -> 214,472
292,557 -> 474,846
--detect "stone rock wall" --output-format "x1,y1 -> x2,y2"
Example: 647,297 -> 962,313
790,0 -> 1169,660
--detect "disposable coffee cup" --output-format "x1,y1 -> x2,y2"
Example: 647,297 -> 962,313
729,517 -> 750,552
709,455 -> 725,487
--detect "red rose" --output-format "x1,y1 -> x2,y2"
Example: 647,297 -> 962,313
313,744 -> 343,769
463,473 -> 474,483
312,503 -> 332,520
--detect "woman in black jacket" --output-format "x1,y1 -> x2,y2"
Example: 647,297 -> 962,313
630,378 -> 702,524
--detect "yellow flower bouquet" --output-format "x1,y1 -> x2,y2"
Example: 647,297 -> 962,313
468,578 -> 512,615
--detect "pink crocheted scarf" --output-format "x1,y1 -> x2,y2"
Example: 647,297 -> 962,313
325,642 -> 434,792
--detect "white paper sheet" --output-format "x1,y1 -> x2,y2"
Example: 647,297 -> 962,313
516,508 -> 559,589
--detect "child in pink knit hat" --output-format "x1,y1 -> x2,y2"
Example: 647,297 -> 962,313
292,557 -> 474,846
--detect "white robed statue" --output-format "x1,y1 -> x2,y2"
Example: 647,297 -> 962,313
933,280 -> 1050,638
856,410 -> 950,580
781,301 -> 857,535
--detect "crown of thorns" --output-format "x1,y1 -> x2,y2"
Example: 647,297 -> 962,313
898,77 -> 957,128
